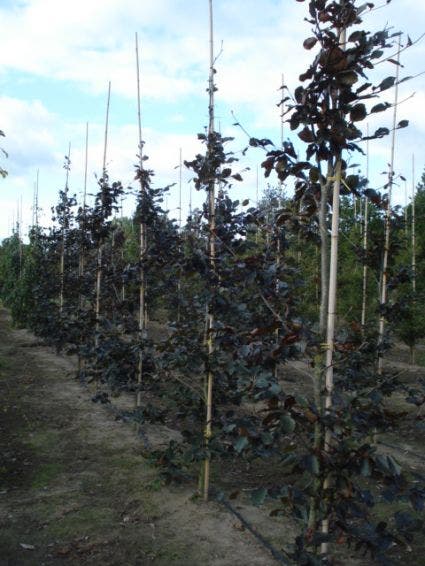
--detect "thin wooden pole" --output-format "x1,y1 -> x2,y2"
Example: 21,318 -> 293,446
32,169 -> 40,227
255,166 -> 259,244
78,123 -> 89,375
404,180 -> 408,238
79,123 -> 89,283
35,169 -> 39,226
203,0 -> 216,502
135,32 -> 147,408
120,196 -> 126,302
17,198 -> 23,278
361,127 -> 369,330
411,154 -> 416,294
179,147 -> 183,229
95,84 -> 111,350
280,73 -> 285,149
274,74 -> 284,378
177,148 -> 183,322
377,39 -> 401,375
59,142 -> 71,315
103,83 -> 111,175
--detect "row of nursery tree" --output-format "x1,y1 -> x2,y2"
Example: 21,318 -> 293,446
1,1 -> 425,564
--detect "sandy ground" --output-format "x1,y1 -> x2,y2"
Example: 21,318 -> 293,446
0,309 -> 280,565
1,307 -> 424,565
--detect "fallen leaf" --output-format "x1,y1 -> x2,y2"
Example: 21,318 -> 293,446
20,543 -> 35,550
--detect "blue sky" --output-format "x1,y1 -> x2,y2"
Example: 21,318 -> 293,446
1,0 -> 424,239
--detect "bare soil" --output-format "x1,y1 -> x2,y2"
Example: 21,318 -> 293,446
0,308 -> 281,565
1,307 -> 424,565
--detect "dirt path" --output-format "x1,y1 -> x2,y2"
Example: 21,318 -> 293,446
0,309 -> 276,566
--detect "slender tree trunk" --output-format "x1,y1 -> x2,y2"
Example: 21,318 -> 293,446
320,158 -> 343,555
320,8 -> 346,552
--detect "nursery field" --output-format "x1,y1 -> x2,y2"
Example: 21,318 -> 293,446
1,306 -> 424,565
0,308 -> 278,566
1,1 -> 425,564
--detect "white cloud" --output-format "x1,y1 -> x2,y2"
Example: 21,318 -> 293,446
1,0 -> 425,239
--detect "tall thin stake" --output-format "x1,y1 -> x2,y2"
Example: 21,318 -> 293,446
79,123 -> 89,288
203,0 -> 216,502
411,154 -> 416,294
179,147 -> 183,229
95,83 -> 111,350
59,142 -> 71,315
32,169 -> 40,227
404,179 -> 408,238
17,199 -> 23,278
135,32 -> 148,408
177,148 -> 183,322
78,123 -> 89,375
361,126 -> 369,330
274,73 -> 285,378
377,39 -> 401,375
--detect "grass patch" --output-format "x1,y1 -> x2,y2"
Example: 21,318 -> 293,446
109,453 -> 145,471
47,506 -> 115,538
415,350 -> 425,367
26,429 -> 61,451
32,462 -> 64,488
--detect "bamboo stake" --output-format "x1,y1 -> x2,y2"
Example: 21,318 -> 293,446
255,166 -> 259,244
203,0 -> 216,502
404,179 -> 408,238
32,169 -> 39,227
135,32 -> 147,408
78,123 -> 89,376
79,122 -> 89,284
179,147 -> 183,230
120,196 -> 126,302
319,160 -> 332,335
280,73 -> 285,149
409,154 -> 417,364
274,73 -> 284,379
59,142 -> 71,316
95,83 -> 111,351
17,199 -> 23,278
361,127 -> 369,331
35,169 -> 39,227
32,182 -> 36,227
411,154 -> 416,294
377,39 -> 401,375
177,148 -> 183,323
